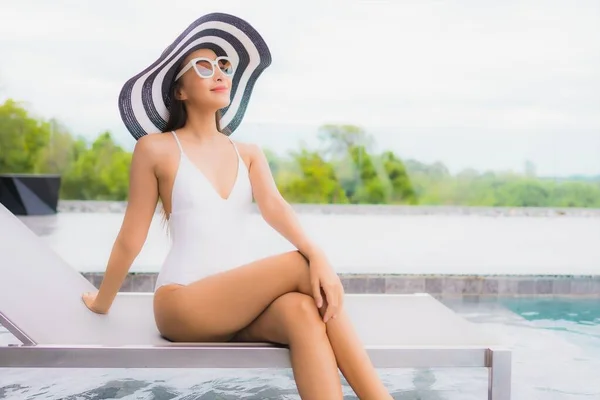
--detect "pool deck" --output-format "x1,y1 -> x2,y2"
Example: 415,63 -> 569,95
22,201 -> 600,298
81,271 -> 600,298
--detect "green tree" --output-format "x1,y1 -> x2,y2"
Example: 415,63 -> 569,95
2,97 -> 599,208
34,119 -> 87,175
551,181 -> 600,207
279,149 -> 348,204
0,99 -> 51,173
348,145 -> 387,204
403,159 -> 453,204
493,177 -> 550,207
381,151 -> 417,204
318,124 -> 374,157
60,132 -> 132,200
317,124 -> 387,203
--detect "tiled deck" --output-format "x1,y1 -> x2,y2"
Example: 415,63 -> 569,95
82,272 -> 600,297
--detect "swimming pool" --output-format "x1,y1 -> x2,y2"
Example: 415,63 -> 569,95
1,296 -> 599,399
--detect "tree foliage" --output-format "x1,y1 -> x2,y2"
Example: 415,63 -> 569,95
1,99 -> 599,207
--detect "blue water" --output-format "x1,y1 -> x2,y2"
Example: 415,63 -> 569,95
1,297 -> 599,400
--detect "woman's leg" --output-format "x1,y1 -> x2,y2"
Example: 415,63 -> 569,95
153,251 -> 315,342
234,279 -> 392,399
153,250 -> 390,399
233,292 -> 343,399
318,298 -> 393,399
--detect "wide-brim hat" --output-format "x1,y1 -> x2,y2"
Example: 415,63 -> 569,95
118,12 -> 272,140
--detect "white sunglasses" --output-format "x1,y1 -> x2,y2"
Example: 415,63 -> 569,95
175,56 -> 235,81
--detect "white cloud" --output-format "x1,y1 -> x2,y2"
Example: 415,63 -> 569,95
0,0 -> 598,175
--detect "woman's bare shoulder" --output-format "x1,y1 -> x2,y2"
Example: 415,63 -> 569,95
231,140 -> 267,172
231,139 -> 264,159
133,132 -> 176,162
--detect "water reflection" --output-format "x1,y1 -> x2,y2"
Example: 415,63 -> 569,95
502,298 -> 600,325
389,369 -> 446,400
2,295 -> 600,399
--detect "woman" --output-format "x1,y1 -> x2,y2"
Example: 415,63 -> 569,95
82,13 -> 392,400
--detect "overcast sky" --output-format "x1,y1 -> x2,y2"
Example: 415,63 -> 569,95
1,0 -> 599,176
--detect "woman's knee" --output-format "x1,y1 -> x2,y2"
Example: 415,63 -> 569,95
290,249 -> 309,264
283,250 -> 311,294
276,292 -> 326,338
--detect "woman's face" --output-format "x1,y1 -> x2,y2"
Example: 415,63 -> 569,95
175,48 -> 233,111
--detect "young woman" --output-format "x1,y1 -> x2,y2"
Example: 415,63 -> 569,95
82,13 -> 392,400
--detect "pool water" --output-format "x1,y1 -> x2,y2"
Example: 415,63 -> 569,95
1,297 -> 599,400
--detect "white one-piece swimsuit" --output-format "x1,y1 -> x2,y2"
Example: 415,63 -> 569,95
154,130 -> 255,292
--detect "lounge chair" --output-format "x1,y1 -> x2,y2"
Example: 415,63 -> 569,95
0,203 -> 511,399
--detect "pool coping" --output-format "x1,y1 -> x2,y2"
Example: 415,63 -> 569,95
81,272 -> 600,298
58,200 -> 600,217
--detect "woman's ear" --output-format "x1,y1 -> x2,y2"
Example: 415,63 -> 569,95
174,82 -> 186,101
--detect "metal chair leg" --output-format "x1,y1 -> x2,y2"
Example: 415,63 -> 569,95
488,347 -> 512,400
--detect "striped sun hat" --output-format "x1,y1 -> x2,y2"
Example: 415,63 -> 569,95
118,12 -> 272,140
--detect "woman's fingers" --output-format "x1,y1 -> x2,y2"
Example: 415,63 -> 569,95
311,276 -> 323,308
322,283 -> 340,323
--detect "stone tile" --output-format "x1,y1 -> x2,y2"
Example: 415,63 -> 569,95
341,276 -> 367,293
517,279 -> 535,295
366,277 -> 385,293
498,278 -> 519,296
120,273 -> 135,292
404,278 -> 425,294
535,279 -> 554,295
552,278 -> 571,295
592,276 -> 600,296
442,278 -> 465,295
81,273 -> 103,289
80,272 -> 95,286
482,279 -> 499,295
131,273 -> 156,292
340,277 -> 352,292
385,277 -> 407,294
463,278 -> 482,295
571,278 -> 594,295
93,273 -> 105,289
425,278 -> 443,294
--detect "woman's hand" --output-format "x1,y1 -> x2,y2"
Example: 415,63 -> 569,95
309,252 -> 344,323
81,291 -> 109,315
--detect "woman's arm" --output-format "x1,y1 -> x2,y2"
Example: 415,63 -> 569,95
246,143 -> 323,260
245,143 -> 343,322
84,136 -> 159,314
